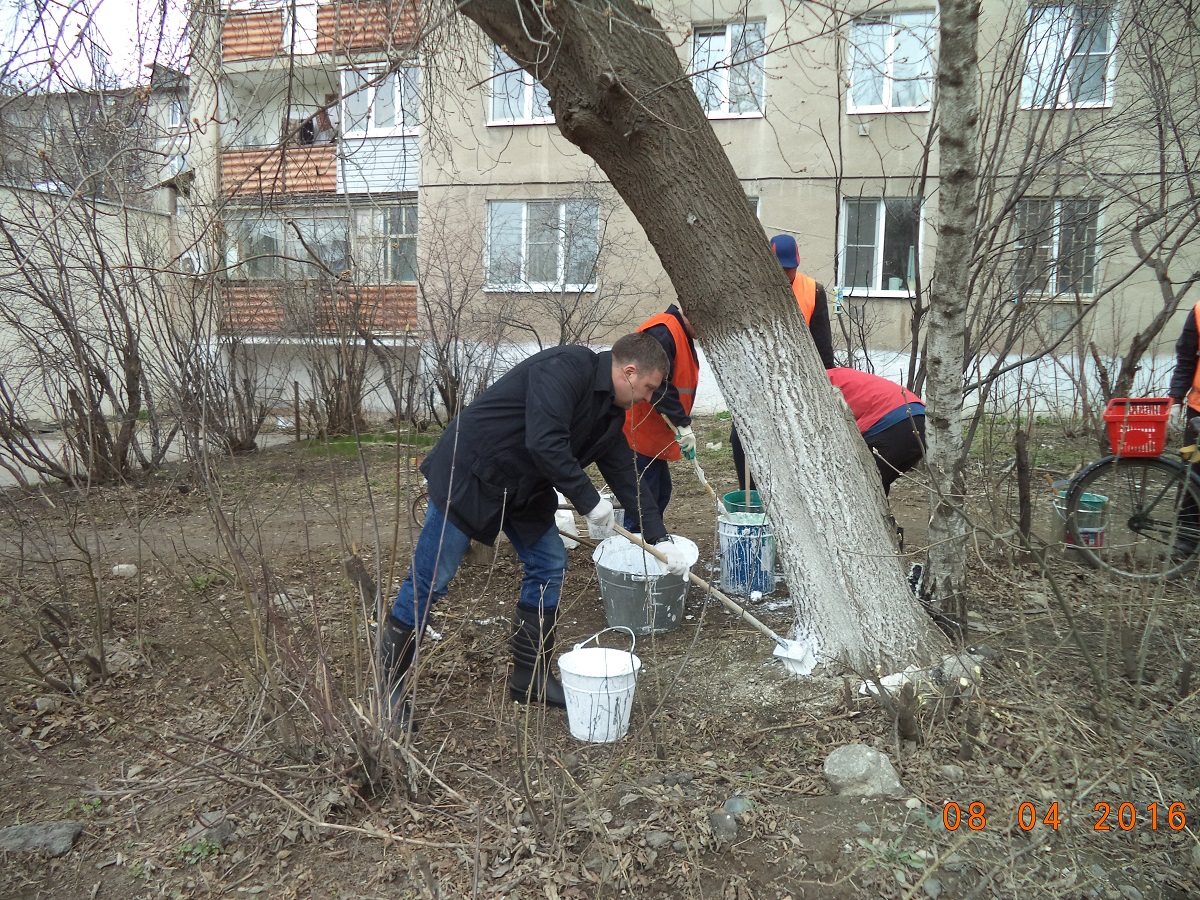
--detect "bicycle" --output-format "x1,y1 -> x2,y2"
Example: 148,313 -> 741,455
1062,397 -> 1200,580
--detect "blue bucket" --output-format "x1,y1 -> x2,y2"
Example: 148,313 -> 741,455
718,512 -> 776,596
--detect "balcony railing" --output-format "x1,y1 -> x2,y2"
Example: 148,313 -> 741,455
222,1 -> 419,62
221,144 -> 337,197
221,282 -> 418,336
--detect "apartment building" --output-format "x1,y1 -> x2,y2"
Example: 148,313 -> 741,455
208,0 -> 1198,400
214,0 -> 419,341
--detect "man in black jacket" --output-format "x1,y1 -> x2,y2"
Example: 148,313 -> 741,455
380,333 -> 689,727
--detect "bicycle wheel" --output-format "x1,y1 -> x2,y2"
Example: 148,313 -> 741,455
1065,455 -> 1200,579
410,488 -> 429,526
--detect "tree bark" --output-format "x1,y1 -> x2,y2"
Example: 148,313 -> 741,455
925,0 -> 981,622
457,0 -> 945,668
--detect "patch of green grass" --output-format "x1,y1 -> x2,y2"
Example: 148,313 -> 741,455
178,838 -> 222,865
186,572 -> 228,593
300,429 -> 438,459
65,797 -> 101,817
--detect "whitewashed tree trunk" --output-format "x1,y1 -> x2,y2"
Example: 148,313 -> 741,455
458,0 -> 946,669
925,0 -> 981,617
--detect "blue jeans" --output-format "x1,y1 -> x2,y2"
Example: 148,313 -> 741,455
391,499 -> 568,629
623,453 -> 672,532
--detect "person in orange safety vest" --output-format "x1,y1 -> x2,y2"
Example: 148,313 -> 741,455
621,304 -> 700,531
730,234 -> 836,491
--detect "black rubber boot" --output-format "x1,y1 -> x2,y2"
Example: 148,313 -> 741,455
509,606 -> 566,707
379,615 -> 419,732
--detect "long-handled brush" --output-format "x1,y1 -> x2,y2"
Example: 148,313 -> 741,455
612,524 -> 815,675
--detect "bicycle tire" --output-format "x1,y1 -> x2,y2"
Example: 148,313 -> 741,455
1065,455 -> 1200,580
410,488 -> 428,526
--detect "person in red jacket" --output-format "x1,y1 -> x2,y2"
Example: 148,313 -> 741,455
827,367 -> 926,496
622,304 -> 700,530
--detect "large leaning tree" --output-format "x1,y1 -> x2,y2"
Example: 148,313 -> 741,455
455,0 -> 947,669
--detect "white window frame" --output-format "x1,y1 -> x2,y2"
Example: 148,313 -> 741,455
340,66 -> 420,138
1013,197 -> 1102,299
283,213 -> 351,280
352,204 -> 418,284
846,11 -> 937,114
282,1 -> 317,55
689,20 -> 766,119
837,197 -> 923,297
167,96 -> 187,129
488,48 -> 553,125
224,214 -> 284,280
484,199 -> 600,292
1021,3 -> 1118,109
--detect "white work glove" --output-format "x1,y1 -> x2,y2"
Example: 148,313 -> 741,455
673,424 -> 697,460
584,498 -> 616,538
655,539 -> 690,576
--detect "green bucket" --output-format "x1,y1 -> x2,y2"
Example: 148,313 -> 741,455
722,490 -> 763,514
1053,490 -> 1108,530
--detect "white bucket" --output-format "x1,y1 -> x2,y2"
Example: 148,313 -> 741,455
557,627 -> 641,744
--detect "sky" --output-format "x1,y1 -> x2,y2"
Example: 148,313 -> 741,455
0,0 -> 189,91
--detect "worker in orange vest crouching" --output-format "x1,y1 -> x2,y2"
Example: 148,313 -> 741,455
621,304 -> 701,531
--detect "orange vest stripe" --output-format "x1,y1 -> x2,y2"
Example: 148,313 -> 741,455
623,314 -> 700,461
1189,303 -> 1200,413
793,274 -> 817,325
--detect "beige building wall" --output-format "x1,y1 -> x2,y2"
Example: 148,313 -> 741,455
419,0 -> 1198,377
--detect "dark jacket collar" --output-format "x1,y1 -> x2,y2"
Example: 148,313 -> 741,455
595,350 -> 616,403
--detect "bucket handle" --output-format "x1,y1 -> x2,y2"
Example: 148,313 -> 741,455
573,625 -> 637,656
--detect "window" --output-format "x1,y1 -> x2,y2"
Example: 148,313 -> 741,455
225,215 -> 282,280
1022,3 -> 1116,108
486,200 -> 599,291
167,97 -> 187,129
353,205 -> 418,283
341,67 -> 420,137
847,12 -> 936,113
283,0 -> 317,55
840,197 -> 920,294
690,21 -> 766,117
489,48 -> 552,124
746,196 -> 760,217
284,215 -> 350,279
1013,198 -> 1101,297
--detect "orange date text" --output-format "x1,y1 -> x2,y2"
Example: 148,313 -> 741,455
940,801 -> 1186,832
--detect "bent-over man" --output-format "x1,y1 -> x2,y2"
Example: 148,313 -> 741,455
380,334 -> 690,728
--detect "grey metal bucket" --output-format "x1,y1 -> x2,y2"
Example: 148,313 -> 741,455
595,563 -> 686,635
591,535 -> 698,635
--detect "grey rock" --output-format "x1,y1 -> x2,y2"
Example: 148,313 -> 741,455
923,878 -> 943,899
823,744 -> 904,799
0,823 -> 83,857
1118,887 -> 1143,900
723,797 -> 754,816
645,830 -> 673,849
186,811 -> 234,848
1087,864 -> 1108,882
34,697 -> 61,713
1192,843 -> 1200,869
672,840 -> 687,853
937,764 -> 965,782
709,810 -> 738,842
638,773 -> 666,788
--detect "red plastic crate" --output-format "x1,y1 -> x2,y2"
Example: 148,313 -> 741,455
1102,398 -> 1172,457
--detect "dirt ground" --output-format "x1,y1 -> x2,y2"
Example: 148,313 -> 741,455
1,415 -> 1198,899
